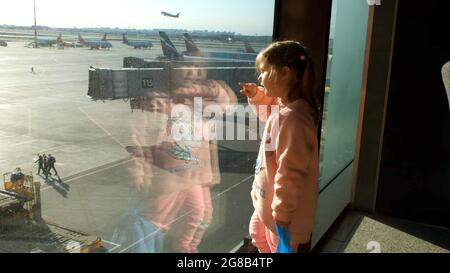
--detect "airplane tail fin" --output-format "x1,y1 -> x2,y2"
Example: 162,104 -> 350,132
78,33 -> 85,44
176,13 -> 180,17
102,33 -> 107,41
182,33 -> 201,56
244,42 -> 256,54
159,31 -> 176,49
122,34 -> 128,44
159,31 -> 180,60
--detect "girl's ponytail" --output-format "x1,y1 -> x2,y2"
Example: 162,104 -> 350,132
301,53 -> 321,127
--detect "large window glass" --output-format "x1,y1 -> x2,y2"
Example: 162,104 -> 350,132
319,0 -> 369,190
0,0 -> 274,253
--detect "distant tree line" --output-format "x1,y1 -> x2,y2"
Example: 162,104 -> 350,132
0,25 -> 271,43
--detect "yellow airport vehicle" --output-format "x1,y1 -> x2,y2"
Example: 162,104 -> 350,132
0,168 -> 106,253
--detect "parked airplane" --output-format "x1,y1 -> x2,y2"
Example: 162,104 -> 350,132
181,33 -> 201,56
161,11 -> 180,18
159,31 -> 181,60
122,34 -> 153,49
78,33 -> 112,50
180,32 -> 258,61
55,35 -> 77,48
244,42 -> 256,53
26,33 -> 62,47
158,31 -> 257,62
0,40 -> 7,47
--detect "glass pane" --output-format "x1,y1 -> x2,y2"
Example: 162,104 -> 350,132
0,0 -> 274,253
319,0 -> 370,190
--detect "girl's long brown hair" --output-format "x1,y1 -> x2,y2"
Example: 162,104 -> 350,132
256,40 -> 321,126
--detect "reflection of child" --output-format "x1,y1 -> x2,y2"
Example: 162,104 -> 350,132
240,41 -> 321,253
129,75 -> 236,253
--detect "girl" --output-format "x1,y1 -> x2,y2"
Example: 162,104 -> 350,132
240,40 -> 321,253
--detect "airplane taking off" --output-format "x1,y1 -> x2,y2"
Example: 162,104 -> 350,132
78,33 -> 112,50
161,11 -> 180,18
122,34 -> 153,49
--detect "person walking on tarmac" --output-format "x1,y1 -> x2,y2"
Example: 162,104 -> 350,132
35,153 -> 44,175
47,154 -> 58,176
42,154 -> 49,178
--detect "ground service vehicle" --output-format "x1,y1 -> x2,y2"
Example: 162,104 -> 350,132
0,168 -> 105,253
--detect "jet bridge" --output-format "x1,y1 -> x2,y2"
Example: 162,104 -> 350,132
88,57 -> 257,105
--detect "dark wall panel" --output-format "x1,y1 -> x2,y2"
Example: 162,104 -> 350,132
377,0 -> 450,227
273,0 -> 332,123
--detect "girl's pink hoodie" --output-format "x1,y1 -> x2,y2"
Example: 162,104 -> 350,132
249,90 -> 319,245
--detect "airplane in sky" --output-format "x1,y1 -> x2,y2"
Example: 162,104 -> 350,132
122,34 -> 153,49
161,11 -> 180,18
78,33 -> 112,50
180,32 -> 258,61
0,40 -> 7,47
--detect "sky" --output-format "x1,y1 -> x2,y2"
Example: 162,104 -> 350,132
0,0 -> 275,35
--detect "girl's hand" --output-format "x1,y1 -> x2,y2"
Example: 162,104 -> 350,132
239,82 -> 263,98
275,220 -> 290,228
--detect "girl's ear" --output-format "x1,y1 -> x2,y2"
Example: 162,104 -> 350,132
280,66 -> 292,80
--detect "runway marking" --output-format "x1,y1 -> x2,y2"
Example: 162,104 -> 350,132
118,229 -> 162,253
40,158 -> 133,191
78,106 -> 126,148
40,144 -> 69,154
35,155 -> 253,252
230,242 -> 245,253
118,174 -> 254,253
100,239 -> 121,252
28,108 -> 32,137
213,174 -> 254,199
11,139 -> 38,146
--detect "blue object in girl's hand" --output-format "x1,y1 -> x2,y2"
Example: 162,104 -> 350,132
275,223 -> 293,253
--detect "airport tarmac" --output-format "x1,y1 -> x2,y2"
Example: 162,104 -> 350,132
0,41 -> 260,252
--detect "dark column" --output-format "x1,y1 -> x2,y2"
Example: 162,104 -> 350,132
352,0 -> 399,212
273,0 -> 332,136
377,0 -> 450,227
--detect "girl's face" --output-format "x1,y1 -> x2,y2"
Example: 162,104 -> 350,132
258,59 -> 292,101
172,65 -> 207,88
